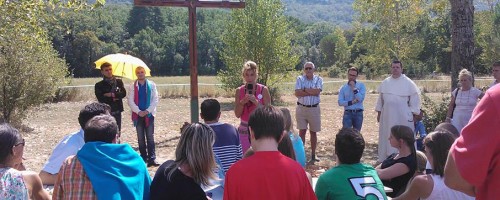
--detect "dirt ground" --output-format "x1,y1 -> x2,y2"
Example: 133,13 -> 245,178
22,94 -> 392,177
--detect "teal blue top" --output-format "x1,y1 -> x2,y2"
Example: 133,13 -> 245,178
77,142 -> 151,200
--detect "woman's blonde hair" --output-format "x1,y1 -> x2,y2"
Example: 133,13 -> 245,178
168,123 -> 217,186
241,61 -> 258,78
415,150 -> 427,173
280,108 -> 294,134
458,68 -> 473,81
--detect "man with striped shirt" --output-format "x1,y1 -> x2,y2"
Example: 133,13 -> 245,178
201,99 -> 243,173
294,62 -> 323,163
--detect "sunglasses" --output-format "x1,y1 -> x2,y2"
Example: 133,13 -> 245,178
14,139 -> 25,147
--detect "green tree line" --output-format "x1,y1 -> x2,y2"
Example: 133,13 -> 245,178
48,1 -> 500,78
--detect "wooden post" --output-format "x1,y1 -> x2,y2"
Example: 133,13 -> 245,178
134,0 -> 245,122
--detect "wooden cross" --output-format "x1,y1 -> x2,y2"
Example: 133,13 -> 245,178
134,0 -> 245,122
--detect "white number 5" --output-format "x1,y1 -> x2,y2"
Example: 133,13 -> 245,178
349,177 -> 385,199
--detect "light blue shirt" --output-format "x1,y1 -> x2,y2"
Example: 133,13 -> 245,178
338,81 -> 366,110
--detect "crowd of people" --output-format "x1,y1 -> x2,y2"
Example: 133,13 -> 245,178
1,60 -> 499,200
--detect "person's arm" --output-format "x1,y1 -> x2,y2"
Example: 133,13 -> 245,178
294,77 -> 307,97
114,79 -> 127,99
234,87 -> 245,118
94,82 -> 107,102
262,86 -> 271,105
408,91 -> 421,115
445,90 -> 456,122
304,76 -> 322,96
393,175 -> 432,200
376,163 -> 410,180
375,93 -> 383,122
356,83 -> 366,103
146,81 -> 159,114
295,89 -> 309,97
444,152 -> 476,196
23,171 -> 51,200
304,88 -> 321,96
38,171 -> 57,186
127,83 -> 141,114
338,85 -> 349,106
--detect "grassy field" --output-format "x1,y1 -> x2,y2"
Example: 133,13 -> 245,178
60,75 -> 495,102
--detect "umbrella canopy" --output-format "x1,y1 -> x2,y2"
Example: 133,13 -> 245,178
95,53 -> 151,80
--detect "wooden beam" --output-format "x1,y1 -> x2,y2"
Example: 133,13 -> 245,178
134,0 -> 245,8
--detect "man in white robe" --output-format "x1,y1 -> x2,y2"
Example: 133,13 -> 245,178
375,60 -> 421,162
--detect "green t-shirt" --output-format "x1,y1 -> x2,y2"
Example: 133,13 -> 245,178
315,163 -> 388,200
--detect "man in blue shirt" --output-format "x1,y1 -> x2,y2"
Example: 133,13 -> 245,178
338,67 -> 366,131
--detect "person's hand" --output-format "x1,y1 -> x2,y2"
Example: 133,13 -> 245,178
352,98 -> 359,104
239,95 -> 250,105
348,81 -> 355,88
247,94 -> 258,105
138,111 -> 148,117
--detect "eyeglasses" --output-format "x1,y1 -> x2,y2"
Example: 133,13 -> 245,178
14,139 -> 25,147
304,67 -> 313,70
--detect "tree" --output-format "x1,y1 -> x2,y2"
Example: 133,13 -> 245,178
353,0 -> 427,77
450,0 -> 475,89
126,7 -> 165,37
218,0 -> 299,101
475,4 -> 500,74
0,0 -> 102,123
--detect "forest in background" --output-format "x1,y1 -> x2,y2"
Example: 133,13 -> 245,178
51,0 -> 500,78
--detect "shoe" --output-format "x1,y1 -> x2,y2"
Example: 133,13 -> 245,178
308,155 -> 320,163
147,160 -> 160,167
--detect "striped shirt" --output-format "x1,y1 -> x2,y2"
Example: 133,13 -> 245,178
53,156 -> 97,200
209,122 -> 243,173
295,75 -> 323,105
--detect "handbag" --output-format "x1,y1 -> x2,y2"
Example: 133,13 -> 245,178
450,88 -> 459,119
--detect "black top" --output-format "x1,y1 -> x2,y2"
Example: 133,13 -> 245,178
381,153 -> 417,197
150,160 -> 207,200
94,78 -> 126,112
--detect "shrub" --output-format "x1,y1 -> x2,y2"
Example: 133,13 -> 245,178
421,93 -> 451,133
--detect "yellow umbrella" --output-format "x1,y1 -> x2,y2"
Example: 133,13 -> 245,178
95,53 -> 151,80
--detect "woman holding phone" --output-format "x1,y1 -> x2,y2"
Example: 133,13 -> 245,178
234,61 -> 271,153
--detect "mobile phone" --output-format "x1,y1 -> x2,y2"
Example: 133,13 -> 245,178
246,83 -> 253,94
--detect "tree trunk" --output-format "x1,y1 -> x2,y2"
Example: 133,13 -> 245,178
449,0 -> 475,90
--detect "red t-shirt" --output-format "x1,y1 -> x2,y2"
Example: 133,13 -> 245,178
223,151 -> 316,200
451,85 -> 500,200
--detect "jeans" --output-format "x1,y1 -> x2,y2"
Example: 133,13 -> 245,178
136,116 -> 156,162
342,111 -> 363,131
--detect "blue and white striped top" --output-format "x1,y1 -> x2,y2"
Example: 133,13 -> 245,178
209,122 -> 243,173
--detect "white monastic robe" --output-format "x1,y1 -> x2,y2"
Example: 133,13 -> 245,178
375,74 -> 421,162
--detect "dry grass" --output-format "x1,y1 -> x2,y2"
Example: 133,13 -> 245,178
22,92 -> 444,178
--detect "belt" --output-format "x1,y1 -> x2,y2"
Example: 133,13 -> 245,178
345,109 -> 363,113
297,102 -> 319,107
